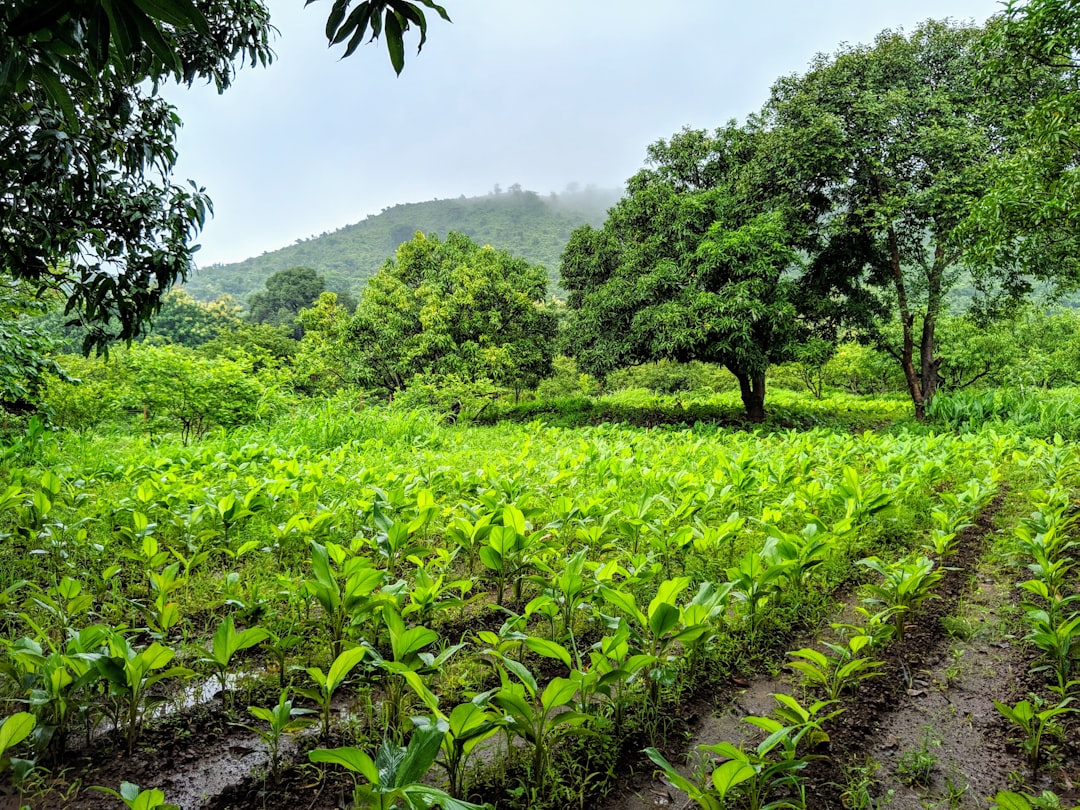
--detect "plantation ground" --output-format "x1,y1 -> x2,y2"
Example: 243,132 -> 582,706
0,392 -> 1077,810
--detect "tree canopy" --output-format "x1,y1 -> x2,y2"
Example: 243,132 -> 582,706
349,231 -> 557,395
561,127 -> 814,421
964,0 -> 1080,290
247,267 -> 328,335
762,19 -> 1050,418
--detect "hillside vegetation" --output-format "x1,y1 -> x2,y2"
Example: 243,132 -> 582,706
183,186 -> 619,304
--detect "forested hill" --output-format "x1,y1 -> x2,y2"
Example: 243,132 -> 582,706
183,186 -> 620,304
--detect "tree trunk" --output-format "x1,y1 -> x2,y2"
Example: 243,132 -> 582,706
732,368 -> 767,422
919,244 -> 946,413
888,228 -> 926,420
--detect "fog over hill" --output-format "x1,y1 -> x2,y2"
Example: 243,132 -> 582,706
183,186 -> 620,305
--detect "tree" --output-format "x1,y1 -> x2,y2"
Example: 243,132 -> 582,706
146,290 -> 243,348
763,20 -> 1052,418
350,232 -> 557,395
561,127 -> 813,421
964,0 -> 1080,292
1,0 -> 449,352
247,267 -> 327,335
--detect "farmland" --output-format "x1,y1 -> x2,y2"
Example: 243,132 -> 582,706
0,392 -> 1076,809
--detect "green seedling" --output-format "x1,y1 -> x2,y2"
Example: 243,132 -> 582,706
787,635 -> 884,701
993,697 -> 1076,770
488,655 -> 591,803
304,540 -> 385,657
92,634 -> 194,754
859,554 -> 943,641
645,746 -> 754,810
369,606 -> 462,737
92,781 -> 179,810
1023,607 -> 1080,696
297,645 -> 368,742
309,720 -> 489,809
242,690 -> 316,783
413,701 -> 501,800
199,614 -> 269,712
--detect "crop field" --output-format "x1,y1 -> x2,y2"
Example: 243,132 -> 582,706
0,397 -> 1076,809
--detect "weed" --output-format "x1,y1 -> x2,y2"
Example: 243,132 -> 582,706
895,728 -> 939,787
837,757 -> 892,810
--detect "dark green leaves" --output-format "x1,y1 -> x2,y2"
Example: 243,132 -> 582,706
314,0 -> 451,73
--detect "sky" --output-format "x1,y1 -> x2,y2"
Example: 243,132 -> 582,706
164,0 -> 1005,268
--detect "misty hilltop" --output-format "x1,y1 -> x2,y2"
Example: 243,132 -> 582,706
183,185 -> 621,305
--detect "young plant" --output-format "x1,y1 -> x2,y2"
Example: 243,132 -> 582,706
93,635 -> 193,754
645,746 -> 753,810
1023,607 -> 1080,696
146,562 -> 185,638
369,607 -> 462,738
601,577 -> 727,713
242,690 -> 317,784
309,720 -> 489,809
297,645 -> 368,742
488,656 -> 591,803
858,555 -> 943,642
726,550 -> 793,637
787,635 -> 884,701
993,697 -> 1076,771
199,614 -> 270,713
413,701 -> 501,800
894,728 -> 938,787
304,540 -> 386,657
92,782 -> 180,810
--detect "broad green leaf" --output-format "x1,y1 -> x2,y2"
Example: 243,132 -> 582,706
310,746 -> 378,782
0,713 -> 35,756
711,759 -> 755,796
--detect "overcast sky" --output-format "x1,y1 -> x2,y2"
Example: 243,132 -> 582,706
164,0 -> 1004,267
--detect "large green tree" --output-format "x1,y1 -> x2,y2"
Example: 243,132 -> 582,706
350,232 -> 557,394
763,20 -> 1050,418
965,0 -> 1080,289
1,0 -> 449,351
247,266 -> 327,335
561,127 -> 814,421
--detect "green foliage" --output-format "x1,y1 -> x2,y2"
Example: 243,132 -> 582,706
126,345 -> 274,441
966,0 -> 1080,296
561,127 -> 822,420
243,690 -> 317,783
0,283 -> 70,418
319,0 -> 451,74
994,697 -> 1076,770
350,231 -> 557,396
0,0 -> 272,350
764,20 -> 1044,417
247,267 -> 330,336
92,782 -> 179,810
145,290 -> 243,349
309,720 -> 489,810
44,344 -> 279,438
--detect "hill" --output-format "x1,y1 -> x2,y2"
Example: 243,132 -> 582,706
183,186 -> 620,305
